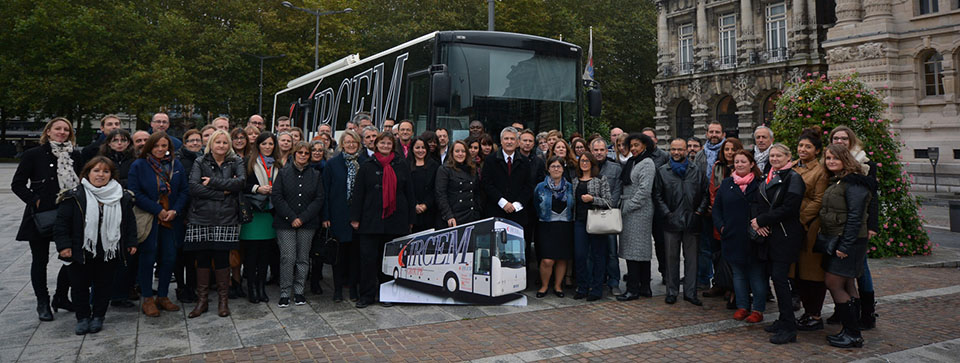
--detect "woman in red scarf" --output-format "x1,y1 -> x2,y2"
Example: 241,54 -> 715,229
349,132 -> 416,308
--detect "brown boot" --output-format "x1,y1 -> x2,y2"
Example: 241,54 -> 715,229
156,297 -> 180,312
142,297 -> 160,317
214,269 -> 231,317
189,268 -> 210,319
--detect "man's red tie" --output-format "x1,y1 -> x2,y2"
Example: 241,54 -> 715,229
507,156 -> 512,176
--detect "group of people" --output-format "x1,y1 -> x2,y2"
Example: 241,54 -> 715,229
14,113 -> 880,349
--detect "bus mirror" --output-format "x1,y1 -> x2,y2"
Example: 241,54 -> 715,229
431,66 -> 451,108
496,229 -> 507,244
587,88 -> 602,117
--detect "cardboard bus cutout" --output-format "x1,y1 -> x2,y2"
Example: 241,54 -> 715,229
380,218 -> 527,306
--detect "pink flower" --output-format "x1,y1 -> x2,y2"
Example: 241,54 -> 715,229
856,94 -> 862,98
851,117 -> 857,121
825,113 -> 831,117
808,107 -> 813,111
822,121 -> 826,125
806,115 -> 811,118
877,162 -> 882,167
835,97 -> 841,101
852,105 -> 859,109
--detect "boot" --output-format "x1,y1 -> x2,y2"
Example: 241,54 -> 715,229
52,293 -> 75,313
156,297 -> 180,312
247,278 -> 259,304
188,268 -> 210,318
215,269 -> 231,317
258,272 -> 269,303
859,291 -> 877,330
141,297 -> 160,317
37,295 -> 54,321
828,300 -> 864,348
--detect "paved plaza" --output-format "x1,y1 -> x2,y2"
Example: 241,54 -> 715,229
1,163 -> 959,362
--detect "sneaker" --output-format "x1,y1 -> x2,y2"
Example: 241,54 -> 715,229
294,294 -> 306,306
745,311 -> 764,323
278,297 -> 290,308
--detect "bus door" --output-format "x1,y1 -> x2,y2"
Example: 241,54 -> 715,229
472,231 -> 493,296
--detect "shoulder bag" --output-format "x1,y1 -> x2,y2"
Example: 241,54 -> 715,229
586,199 -> 622,234
133,206 -> 154,243
33,209 -> 58,239
813,234 -> 839,255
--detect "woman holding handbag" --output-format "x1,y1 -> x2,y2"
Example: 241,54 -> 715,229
571,153 -> 612,301
127,131 -> 189,317
240,132 -> 279,303
308,140 -> 329,295
818,144 -> 874,348
12,117 -> 81,321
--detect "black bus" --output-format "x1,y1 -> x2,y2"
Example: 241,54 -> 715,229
272,30 -> 595,140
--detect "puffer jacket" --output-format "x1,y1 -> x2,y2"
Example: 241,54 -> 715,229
53,185 -> 137,264
187,153 -> 245,226
653,160 -> 708,232
819,173 -> 875,277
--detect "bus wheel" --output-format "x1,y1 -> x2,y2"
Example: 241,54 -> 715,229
393,268 -> 399,280
443,273 -> 459,294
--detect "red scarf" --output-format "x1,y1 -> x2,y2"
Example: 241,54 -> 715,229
732,171 -> 755,193
374,152 -> 397,218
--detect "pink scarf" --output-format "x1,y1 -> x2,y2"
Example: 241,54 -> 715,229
765,161 -> 794,184
732,171 -> 755,192
374,152 -> 397,218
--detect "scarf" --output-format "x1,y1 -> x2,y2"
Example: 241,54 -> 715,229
703,139 -> 724,180
753,145 -> 771,172
344,152 -> 360,202
850,147 -> 871,174
732,171 -> 755,193
765,161 -> 795,184
51,142 -> 79,191
81,178 -> 123,261
546,176 -> 567,200
669,158 -> 689,178
254,154 -> 275,186
374,152 -> 397,219
147,154 -> 173,195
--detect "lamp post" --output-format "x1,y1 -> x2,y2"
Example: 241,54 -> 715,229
243,53 -> 286,115
280,1 -> 353,70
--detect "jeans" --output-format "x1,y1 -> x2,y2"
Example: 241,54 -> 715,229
606,235 -> 620,289
139,226 -> 177,298
729,260 -> 767,312
573,221 -> 608,297
769,261 -> 796,331
276,228 -> 315,298
697,219 -> 715,287
857,255 -> 874,293
663,230 -> 698,299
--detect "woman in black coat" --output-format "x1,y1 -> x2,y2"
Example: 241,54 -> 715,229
54,156 -> 137,335
350,132 -> 416,308
819,144 -> 875,348
12,117 -> 81,321
752,143 -> 806,344
408,137 -> 439,233
97,129 -> 134,187
435,140 -> 481,228
712,150 -> 766,324
322,130 -> 364,303
271,142 -> 325,307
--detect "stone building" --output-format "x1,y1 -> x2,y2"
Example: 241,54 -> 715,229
652,0 -> 833,144
823,0 -> 960,192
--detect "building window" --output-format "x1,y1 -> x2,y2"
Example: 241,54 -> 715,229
678,24 -> 694,73
766,3 -> 787,61
923,52 -> 944,96
719,14 -> 737,67
919,0 -> 939,14
676,100 -> 694,139
914,149 -> 929,159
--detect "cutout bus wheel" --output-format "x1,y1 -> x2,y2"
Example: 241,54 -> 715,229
443,273 -> 459,293
393,268 -> 400,280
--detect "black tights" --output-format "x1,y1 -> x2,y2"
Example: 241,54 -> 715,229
825,272 -> 859,304
29,239 -> 70,299
195,250 -> 230,269
174,249 -> 196,292
242,240 -> 271,283
624,260 -> 651,294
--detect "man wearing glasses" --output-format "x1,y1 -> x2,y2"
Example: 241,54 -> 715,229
151,112 -> 182,151
247,115 -> 265,131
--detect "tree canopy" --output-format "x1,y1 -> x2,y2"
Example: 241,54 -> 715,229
0,0 -> 657,142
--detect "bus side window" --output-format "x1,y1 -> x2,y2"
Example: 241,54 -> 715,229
474,234 -> 491,275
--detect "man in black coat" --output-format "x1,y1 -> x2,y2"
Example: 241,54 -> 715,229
643,128 -> 670,282
80,115 -> 122,166
481,127 -> 534,226
654,138 -> 708,306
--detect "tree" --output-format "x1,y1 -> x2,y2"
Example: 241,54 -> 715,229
771,73 -> 931,257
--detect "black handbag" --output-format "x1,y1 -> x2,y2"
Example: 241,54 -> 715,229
237,194 -> 253,224
814,234 -> 840,255
311,229 -> 340,265
33,209 -> 58,239
748,226 -> 766,244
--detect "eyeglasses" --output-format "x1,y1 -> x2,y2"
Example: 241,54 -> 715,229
295,151 -> 310,155
151,120 -> 169,125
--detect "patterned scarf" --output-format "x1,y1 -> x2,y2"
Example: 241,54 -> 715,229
147,154 -> 173,195
546,176 -> 567,200
343,151 -> 360,202
51,141 -> 79,191
374,152 -> 397,218
753,145 -> 771,172
704,139 -> 724,180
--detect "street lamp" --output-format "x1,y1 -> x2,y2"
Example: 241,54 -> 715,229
243,53 -> 286,115
280,1 -> 353,70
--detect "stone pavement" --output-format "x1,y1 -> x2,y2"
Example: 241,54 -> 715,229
1,167 -> 960,362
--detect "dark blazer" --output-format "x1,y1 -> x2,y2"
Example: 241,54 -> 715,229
53,185 -> 137,264
187,153 -> 245,226
410,158 -> 439,232
323,153 -> 360,242
12,143 -> 82,241
80,134 -> 105,167
755,168 -> 806,263
481,151 -> 534,224
712,176 -> 763,265
435,164 -> 481,226
654,161 -> 709,232
272,163 -> 324,230
350,154 -> 416,236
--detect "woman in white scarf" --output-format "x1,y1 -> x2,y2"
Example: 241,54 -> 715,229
54,156 -> 137,336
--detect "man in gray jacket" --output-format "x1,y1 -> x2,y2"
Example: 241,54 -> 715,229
654,138 -> 708,306
591,137 -> 623,294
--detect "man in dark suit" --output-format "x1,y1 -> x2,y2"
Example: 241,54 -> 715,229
482,127 -> 534,226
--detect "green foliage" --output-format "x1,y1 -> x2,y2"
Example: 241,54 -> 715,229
771,74 -> 931,257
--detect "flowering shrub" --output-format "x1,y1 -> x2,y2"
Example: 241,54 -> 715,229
771,73 -> 931,257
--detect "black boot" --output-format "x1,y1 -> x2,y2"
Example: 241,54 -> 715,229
859,291 -> 877,330
37,295 -> 53,321
247,278 -> 259,304
51,293 -> 75,313
827,303 -> 848,341
258,273 -> 269,303
828,300 -> 864,348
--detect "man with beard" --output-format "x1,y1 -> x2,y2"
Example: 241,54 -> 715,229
132,131 -> 150,156
686,137 -> 702,161
247,115 -> 265,131
693,121 -> 725,296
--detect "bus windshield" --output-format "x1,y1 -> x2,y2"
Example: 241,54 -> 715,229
497,233 -> 526,269
441,43 -> 579,140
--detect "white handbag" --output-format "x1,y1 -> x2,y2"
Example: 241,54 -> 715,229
586,199 -> 622,234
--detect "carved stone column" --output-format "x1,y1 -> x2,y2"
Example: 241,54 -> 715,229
835,0 -> 863,27
696,0 -> 709,61
739,0 -> 755,50
807,0 -> 819,55
792,0 -> 810,57
863,0 -> 893,21
657,1 -> 674,74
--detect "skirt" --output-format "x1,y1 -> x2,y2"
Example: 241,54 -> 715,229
184,224 -> 240,251
240,211 -> 276,240
537,221 -> 574,260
